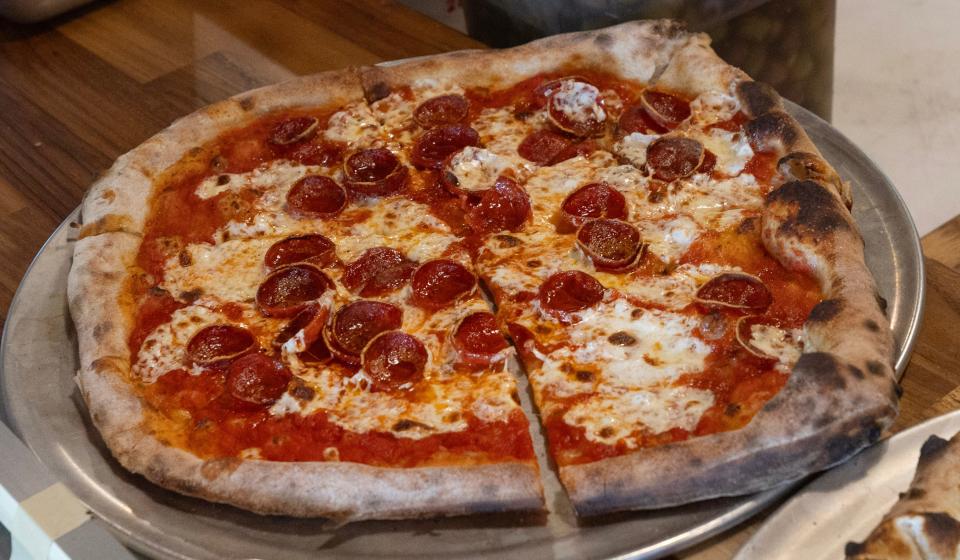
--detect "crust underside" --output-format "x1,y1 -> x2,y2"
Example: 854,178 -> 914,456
68,19 -> 898,520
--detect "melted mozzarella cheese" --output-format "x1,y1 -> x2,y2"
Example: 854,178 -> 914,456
324,102 -> 382,146
533,299 -> 711,394
471,107 -> 539,177
639,214 -> 700,263
446,147 -> 510,192
750,324 -> 804,372
195,160 -> 323,200
689,90 -> 741,126
614,132 -> 658,168
133,304 -> 225,382
162,238 -> 272,303
335,197 -> 458,262
697,128 -> 754,176
551,80 -> 606,124
564,386 -> 714,446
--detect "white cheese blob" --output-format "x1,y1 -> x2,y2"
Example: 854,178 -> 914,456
689,90 -> 741,126
564,386 -> 715,446
133,305 -> 225,382
195,160 -> 322,200
551,80 -> 606,125
162,238 -> 272,303
699,128 -> 755,176
324,102 -> 382,146
445,147 -> 510,193
614,132 -> 659,168
749,324 -> 804,372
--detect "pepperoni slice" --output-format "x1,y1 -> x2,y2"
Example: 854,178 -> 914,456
518,130 -> 574,166
361,331 -> 427,392
272,303 -> 328,351
411,125 -> 480,169
410,259 -> 476,310
264,234 -> 337,270
256,264 -> 332,317
576,219 -> 644,272
695,272 -> 773,312
465,177 -> 531,235
286,175 -> 347,218
186,325 -> 255,367
326,300 -> 403,365
556,182 -> 628,234
269,116 -> 318,145
646,137 -> 704,181
453,312 -> 509,367
341,247 -> 417,296
698,149 -> 717,175
343,148 -> 408,197
413,94 -> 469,128
538,271 -> 605,320
547,80 -> 606,137
225,353 -> 292,408
640,90 -> 691,129
619,103 -> 666,135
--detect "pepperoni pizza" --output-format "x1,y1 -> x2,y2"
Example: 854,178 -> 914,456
68,20 -> 900,520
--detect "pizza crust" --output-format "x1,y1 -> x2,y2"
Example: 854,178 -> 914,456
846,433 -> 960,559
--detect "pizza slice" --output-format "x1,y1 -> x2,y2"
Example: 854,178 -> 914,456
846,432 -> 960,559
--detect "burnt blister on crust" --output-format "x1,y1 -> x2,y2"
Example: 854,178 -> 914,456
767,180 -> 852,238
735,81 -> 781,118
922,513 -> 960,555
745,111 -> 799,154
918,434 -> 951,464
808,298 -> 842,323
365,80 -> 391,104
794,352 -> 846,390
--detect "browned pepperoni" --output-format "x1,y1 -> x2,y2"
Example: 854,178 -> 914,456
341,247 -> 417,297
343,148 -> 408,197
269,116 -> 318,145
618,103 -> 666,135
696,272 -> 772,312
361,331 -> 427,392
557,182 -> 628,234
411,125 -> 480,169
453,312 -> 508,366
640,90 -> 691,129
264,234 -> 337,270
698,149 -> 717,175
646,137 -> 704,181
186,325 -> 255,367
517,130 -> 574,166
410,259 -> 476,310
326,300 -> 403,365
286,175 -> 347,218
576,218 -> 644,271
225,353 -> 292,408
413,94 -> 469,128
301,336 -> 332,363
272,302 -> 328,352
465,177 -> 530,235
256,264 -> 332,317
538,271 -> 605,320
734,316 -> 780,362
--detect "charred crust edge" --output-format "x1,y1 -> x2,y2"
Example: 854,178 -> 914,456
735,81 -> 781,118
794,352 -> 846,389
767,180 -> 852,237
918,434 -> 950,463
808,299 -> 842,323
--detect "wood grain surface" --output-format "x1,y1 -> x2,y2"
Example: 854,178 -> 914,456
0,2 -> 958,558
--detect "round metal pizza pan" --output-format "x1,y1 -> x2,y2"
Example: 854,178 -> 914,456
735,409 -> 960,560
0,101 -> 924,560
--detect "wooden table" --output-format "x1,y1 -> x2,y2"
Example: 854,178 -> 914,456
0,1 -> 957,557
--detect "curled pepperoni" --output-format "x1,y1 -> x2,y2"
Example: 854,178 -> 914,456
414,94 -> 469,128
286,176 -> 347,218
256,264 -> 332,317
576,219 -> 644,272
453,312 -> 509,367
343,148 -> 408,197
272,303 -> 328,352
646,137 -> 704,181
361,331 -> 427,392
640,90 -> 691,130
269,116 -> 318,145
186,325 -> 255,367
264,234 -> 337,270
341,247 -> 417,297
225,353 -> 292,409
619,103 -> 665,135
410,259 -> 476,310
411,125 -> 480,169
466,177 -> 531,235
695,272 -> 773,312
326,300 -> 403,365
518,130 -> 574,166
556,182 -> 628,233
698,149 -> 717,175
538,271 -> 605,320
